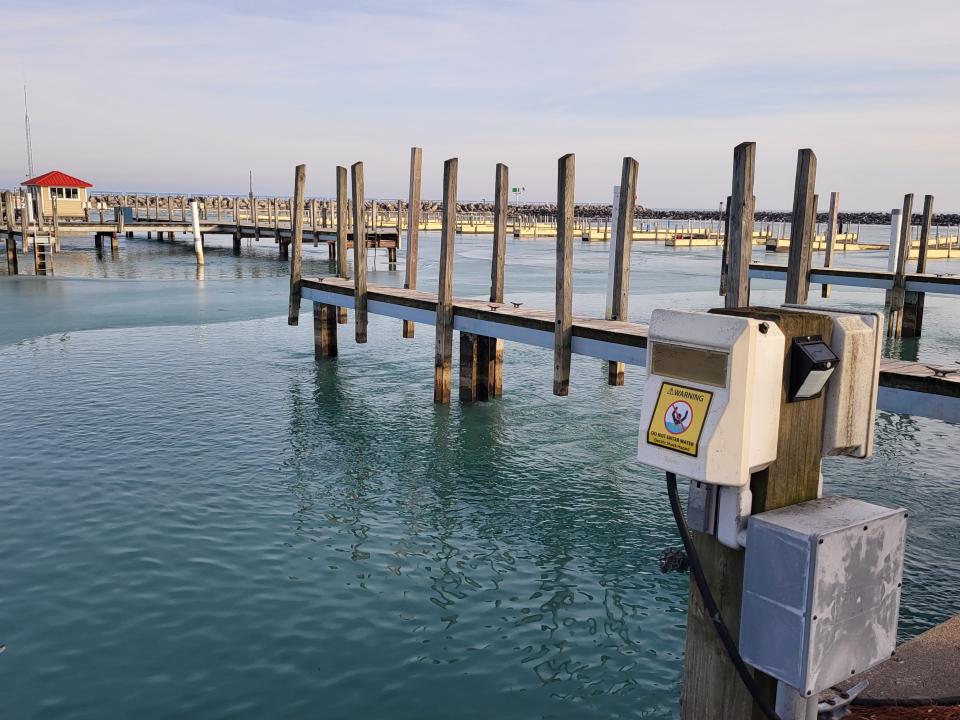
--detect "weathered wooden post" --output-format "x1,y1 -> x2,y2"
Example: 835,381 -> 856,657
351,162 -> 368,343
20,190 -> 30,253
434,158 -> 458,404
4,191 -> 18,275
785,149 -> 817,304
335,166 -> 349,324
607,156 -> 639,385
719,195 -> 731,296
484,162 -> 509,397
190,200 -> 205,266
50,194 -> 61,253
288,164 -> 306,326
251,193 -> 260,241
903,195 -> 934,337
402,147 -> 423,338
821,192 -> 840,298
725,143 -> 756,308
553,153 -> 575,397
460,164 -> 509,404
886,194 -> 914,338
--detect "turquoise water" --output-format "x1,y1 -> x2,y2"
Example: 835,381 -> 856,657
1,230 -> 959,719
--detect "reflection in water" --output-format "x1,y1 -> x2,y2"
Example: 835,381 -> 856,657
280,343 -> 685,715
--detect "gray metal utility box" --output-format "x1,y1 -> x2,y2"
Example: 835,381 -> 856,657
739,496 -> 907,697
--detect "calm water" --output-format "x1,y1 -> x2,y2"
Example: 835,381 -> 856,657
1,229 -> 959,719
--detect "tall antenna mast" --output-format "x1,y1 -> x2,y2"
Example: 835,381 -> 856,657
249,170 -> 253,196
24,84 -> 35,178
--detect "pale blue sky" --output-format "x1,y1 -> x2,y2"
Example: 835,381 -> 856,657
2,0 -> 959,209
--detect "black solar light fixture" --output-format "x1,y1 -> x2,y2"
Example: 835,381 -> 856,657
789,335 -> 839,401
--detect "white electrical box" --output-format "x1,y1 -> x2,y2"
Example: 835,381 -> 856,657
740,496 -> 907,697
637,310 -> 785,487
821,311 -> 882,458
782,306 -> 883,458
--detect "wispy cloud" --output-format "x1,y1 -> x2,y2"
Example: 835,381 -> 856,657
1,0 -> 958,208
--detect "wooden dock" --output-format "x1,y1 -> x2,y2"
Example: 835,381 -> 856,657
300,275 -> 960,423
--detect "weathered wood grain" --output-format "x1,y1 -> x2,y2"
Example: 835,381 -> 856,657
553,153 -> 575,396
434,158 -> 458,404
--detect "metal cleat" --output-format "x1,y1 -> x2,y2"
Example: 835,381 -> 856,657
817,680 -> 867,719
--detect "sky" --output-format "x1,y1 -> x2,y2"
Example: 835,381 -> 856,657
1,0 -> 959,210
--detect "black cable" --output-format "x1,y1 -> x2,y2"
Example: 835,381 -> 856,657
666,472 -> 783,720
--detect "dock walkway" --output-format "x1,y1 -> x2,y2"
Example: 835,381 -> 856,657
301,276 -> 960,424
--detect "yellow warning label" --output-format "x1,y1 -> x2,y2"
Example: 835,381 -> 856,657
646,382 -> 713,457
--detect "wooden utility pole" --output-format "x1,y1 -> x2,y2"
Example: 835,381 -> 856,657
288,164 -> 306,326
785,149 -> 817,304
607,156 -> 639,385
553,153 -> 575,397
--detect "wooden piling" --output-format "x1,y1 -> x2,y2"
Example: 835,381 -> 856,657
483,162 -> 510,397
351,162 -> 368,343
313,301 -> 338,358
719,195 -> 731,296
402,147 -> 423,338
20,191 -> 30,253
607,156 -> 638,385
288,164 -> 306,326
50,194 -> 60,253
886,194 -> 914,337
785,149 -> 817,304
903,195 -> 934,337
190,200 -> 205,266
334,167 -> 349,325
821,191 -> 839,298
434,158 -> 458,404
4,191 -> 18,275
553,153 -> 575,397
683,307 -> 834,720
725,143 -> 756,308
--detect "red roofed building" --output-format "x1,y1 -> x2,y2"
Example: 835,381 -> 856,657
22,170 -> 93,220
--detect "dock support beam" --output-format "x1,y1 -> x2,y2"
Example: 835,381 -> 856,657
785,148 -> 817,305
903,194 -> 933,338
351,162 -> 368,343
553,153 -> 575,397
402,147 -> 423,338
434,157 -> 458,404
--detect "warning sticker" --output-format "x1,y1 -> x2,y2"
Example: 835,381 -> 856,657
646,382 -> 713,457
